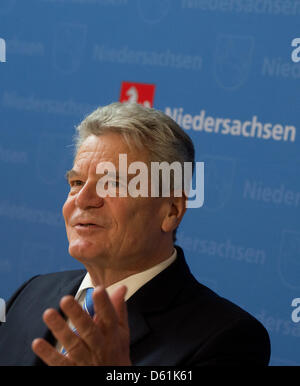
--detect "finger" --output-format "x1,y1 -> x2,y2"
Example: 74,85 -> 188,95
59,295 -> 103,352
32,338 -> 73,366
109,285 -> 129,327
93,286 -> 118,330
42,306 -> 89,364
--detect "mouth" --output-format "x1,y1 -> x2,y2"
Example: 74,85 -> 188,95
75,223 -> 100,227
76,223 -> 97,226
74,222 -> 103,232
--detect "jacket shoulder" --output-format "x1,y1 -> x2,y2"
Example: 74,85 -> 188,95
6,269 -> 86,312
173,277 -> 271,365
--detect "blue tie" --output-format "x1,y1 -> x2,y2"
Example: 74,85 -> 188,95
83,287 -> 95,317
61,287 -> 94,355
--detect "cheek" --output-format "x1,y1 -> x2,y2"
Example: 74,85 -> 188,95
140,199 -> 167,232
123,198 -> 164,234
62,197 -> 73,227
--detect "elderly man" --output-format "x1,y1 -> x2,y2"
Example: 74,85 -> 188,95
0,102 -> 270,366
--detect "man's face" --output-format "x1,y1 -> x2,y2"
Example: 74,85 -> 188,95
63,133 -> 169,270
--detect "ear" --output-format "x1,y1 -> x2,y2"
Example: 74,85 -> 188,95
161,194 -> 187,233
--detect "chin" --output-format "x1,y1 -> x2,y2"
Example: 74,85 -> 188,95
68,239 -> 102,262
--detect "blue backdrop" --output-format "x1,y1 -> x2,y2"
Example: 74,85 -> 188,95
0,0 -> 299,366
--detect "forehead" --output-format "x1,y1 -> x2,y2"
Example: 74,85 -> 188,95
73,133 -> 148,172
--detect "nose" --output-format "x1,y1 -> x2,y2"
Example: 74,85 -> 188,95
75,180 -> 104,210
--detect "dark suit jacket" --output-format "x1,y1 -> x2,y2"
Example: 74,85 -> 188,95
0,246 -> 270,366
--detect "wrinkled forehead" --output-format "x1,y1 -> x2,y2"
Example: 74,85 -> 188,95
73,133 -> 150,173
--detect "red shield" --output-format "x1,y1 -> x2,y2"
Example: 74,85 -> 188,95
120,81 -> 155,108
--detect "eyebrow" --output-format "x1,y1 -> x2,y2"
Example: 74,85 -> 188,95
65,169 -> 80,182
65,169 -> 124,182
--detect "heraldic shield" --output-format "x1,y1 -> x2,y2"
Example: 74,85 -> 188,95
53,23 -> 87,75
201,155 -> 236,212
214,34 -> 255,90
137,0 -> 171,24
278,230 -> 300,290
36,132 -> 71,185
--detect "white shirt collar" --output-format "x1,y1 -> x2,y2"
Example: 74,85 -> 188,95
75,248 -> 177,302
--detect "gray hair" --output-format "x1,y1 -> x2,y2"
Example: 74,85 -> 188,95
74,102 -> 195,241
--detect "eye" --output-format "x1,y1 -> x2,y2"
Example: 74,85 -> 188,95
69,180 -> 84,187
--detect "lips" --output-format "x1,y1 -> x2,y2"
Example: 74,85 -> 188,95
75,222 -> 101,229
72,218 -> 102,227
74,222 -> 103,234
76,223 -> 98,227
69,215 -> 106,232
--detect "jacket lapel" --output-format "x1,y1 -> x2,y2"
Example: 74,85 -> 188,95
126,246 -> 192,347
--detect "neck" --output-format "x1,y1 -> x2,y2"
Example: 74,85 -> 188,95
84,243 -> 174,288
